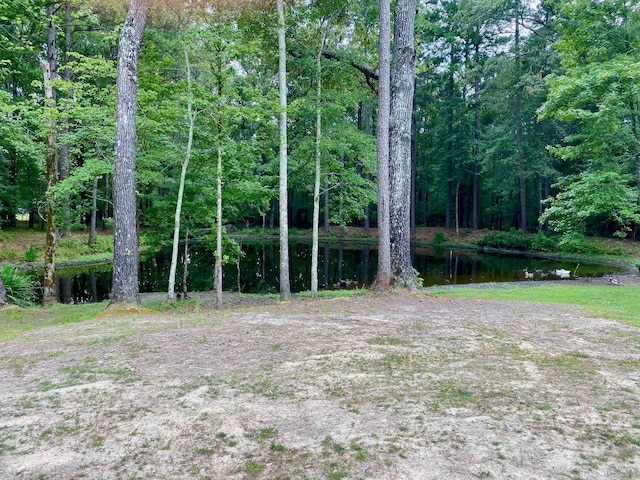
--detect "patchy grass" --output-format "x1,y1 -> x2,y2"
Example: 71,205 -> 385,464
432,284 -> 640,326
2,293 -> 640,479
0,302 -> 106,341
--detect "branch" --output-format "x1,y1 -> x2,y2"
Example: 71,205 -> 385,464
288,47 -> 379,95
321,51 -> 379,95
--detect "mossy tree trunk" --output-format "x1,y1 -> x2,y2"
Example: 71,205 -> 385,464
42,4 -> 60,305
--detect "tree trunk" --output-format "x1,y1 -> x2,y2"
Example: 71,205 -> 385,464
515,8 -> 527,232
88,176 -> 98,246
110,0 -> 149,306
168,46 -> 195,301
215,141 -> 223,308
103,173 -> 110,227
410,93 -> 417,235
213,46 -> 225,309
237,244 -> 241,293
473,46 -> 481,230
323,177 -> 330,234
0,270 -> 6,307
277,0 -> 291,300
43,58 -> 58,306
455,182 -> 460,236
182,226 -> 190,297
373,0 -> 392,291
59,2 -> 72,237
363,102 -> 372,235
389,0 -> 416,289
445,67 -> 454,230
311,26 -> 329,299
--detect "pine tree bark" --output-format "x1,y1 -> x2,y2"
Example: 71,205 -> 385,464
373,0 -> 392,291
389,0 -> 416,289
110,0 -> 149,306
277,0 -> 291,300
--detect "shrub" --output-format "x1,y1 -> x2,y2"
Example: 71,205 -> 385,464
1,266 -> 37,306
24,245 -> 38,262
557,234 -> 604,255
412,267 -> 424,288
476,229 -> 531,251
70,222 -> 87,231
89,236 -> 113,253
531,232 -> 558,252
433,232 -> 446,245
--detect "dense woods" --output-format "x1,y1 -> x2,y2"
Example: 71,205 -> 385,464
1,0 -> 639,300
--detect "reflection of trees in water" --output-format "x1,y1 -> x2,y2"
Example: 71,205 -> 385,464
47,242 -> 624,303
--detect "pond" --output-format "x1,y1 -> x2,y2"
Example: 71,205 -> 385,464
48,241 -> 625,304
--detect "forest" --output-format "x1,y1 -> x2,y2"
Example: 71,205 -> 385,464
1,0 -> 640,304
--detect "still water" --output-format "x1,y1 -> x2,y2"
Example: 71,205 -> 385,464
51,241 -> 624,304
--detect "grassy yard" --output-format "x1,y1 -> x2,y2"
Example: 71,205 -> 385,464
433,283 -> 640,326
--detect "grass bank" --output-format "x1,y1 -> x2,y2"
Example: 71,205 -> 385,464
432,283 -> 640,327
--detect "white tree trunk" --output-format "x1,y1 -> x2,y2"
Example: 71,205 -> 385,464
215,142 -> 223,308
168,46 -> 196,301
277,0 -> 291,300
311,25 -> 330,299
182,226 -> 190,297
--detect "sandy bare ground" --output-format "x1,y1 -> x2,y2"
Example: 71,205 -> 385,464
1,291 -> 640,480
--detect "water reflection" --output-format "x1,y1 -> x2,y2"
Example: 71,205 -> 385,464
50,241 -> 624,304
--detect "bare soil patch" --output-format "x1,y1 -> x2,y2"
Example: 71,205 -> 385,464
1,292 -> 640,479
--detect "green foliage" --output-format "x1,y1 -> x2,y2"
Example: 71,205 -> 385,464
537,0 -> 640,239
57,236 -> 113,260
540,172 -> 640,238
412,267 -> 424,288
1,266 -> 37,306
476,229 -> 532,251
530,232 -> 557,252
433,232 -> 446,245
202,228 -> 241,266
24,245 -> 38,262
556,234 -> 604,255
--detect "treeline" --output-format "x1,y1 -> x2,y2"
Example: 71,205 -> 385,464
1,0 -> 639,241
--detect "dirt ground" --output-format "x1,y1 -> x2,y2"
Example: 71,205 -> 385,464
1,290 -> 640,480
